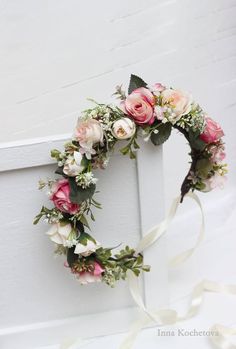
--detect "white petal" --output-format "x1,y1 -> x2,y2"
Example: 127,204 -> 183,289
74,151 -> 83,165
49,233 -> 64,245
58,224 -> 72,238
46,224 -> 58,236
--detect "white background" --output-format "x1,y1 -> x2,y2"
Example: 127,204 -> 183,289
1,0 -> 236,202
0,1 -> 236,348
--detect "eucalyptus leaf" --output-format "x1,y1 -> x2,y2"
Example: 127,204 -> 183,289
128,74 -> 147,94
150,123 -> 172,146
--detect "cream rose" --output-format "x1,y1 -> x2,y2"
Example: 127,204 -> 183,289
74,239 -> 101,257
161,88 -> 192,121
63,151 -> 84,177
46,222 -> 74,246
112,118 -> 136,140
75,119 -> 104,157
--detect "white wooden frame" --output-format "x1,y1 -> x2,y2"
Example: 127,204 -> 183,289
0,136 -> 168,349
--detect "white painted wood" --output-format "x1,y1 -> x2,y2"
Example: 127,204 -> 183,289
0,307 -> 138,349
137,140 -> 168,309
0,136 -> 166,348
0,135 -> 70,172
1,1 -> 236,348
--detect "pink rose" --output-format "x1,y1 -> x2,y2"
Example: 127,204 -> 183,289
50,179 -> 79,214
208,143 -> 226,163
121,87 -> 155,125
75,119 -> 104,158
77,261 -> 104,285
200,117 -> 224,143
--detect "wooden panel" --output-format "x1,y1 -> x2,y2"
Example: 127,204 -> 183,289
0,136 -> 166,348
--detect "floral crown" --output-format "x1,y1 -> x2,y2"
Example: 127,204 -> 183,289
34,74 -> 227,287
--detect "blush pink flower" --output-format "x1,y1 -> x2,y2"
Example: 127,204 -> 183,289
200,117 -> 224,143
75,119 -> 104,158
77,261 -> 104,285
208,143 -> 226,163
150,83 -> 166,95
202,174 -> 227,192
121,87 -> 155,125
161,88 -> 192,121
50,179 -> 79,214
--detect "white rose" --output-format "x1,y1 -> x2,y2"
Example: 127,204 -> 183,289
112,118 -> 136,140
74,239 -> 101,257
162,89 -> 192,121
63,151 -> 84,177
46,222 -> 74,246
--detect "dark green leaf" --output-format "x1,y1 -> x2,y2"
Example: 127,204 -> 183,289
128,74 -> 147,94
150,123 -> 172,146
78,232 -> 97,245
33,213 -> 42,225
67,247 -> 78,267
81,157 -> 89,168
55,167 -> 64,175
76,220 -> 85,233
68,178 -> 96,204
196,159 -> 213,178
79,214 -> 90,229
188,130 -> 206,151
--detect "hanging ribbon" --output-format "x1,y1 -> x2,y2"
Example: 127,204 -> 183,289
120,192 -> 236,349
61,193 -> 236,349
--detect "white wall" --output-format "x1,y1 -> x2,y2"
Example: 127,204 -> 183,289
1,2 -> 236,347
1,0 -> 235,207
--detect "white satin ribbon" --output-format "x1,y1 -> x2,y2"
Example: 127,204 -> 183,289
61,193 -> 236,349
120,192 -> 236,349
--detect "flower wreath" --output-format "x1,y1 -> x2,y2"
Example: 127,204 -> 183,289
34,74 -> 227,287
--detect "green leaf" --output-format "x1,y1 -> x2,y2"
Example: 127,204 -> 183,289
142,265 -> 151,272
67,247 -> 78,267
68,178 -> 96,204
78,232 -> 96,245
79,214 -> 90,229
81,157 -> 89,168
132,269 -> 141,277
129,150 -> 136,159
128,74 -> 147,94
120,146 -> 129,155
133,139 -> 140,149
55,167 -> 64,176
33,213 -> 42,225
33,206 -> 45,225
196,159 -> 213,178
188,130 -> 206,151
51,149 -> 61,160
150,123 -> 172,146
